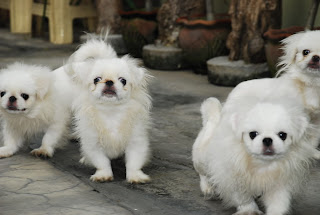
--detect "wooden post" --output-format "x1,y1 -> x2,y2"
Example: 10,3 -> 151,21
49,0 -> 72,44
10,0 -> 32,33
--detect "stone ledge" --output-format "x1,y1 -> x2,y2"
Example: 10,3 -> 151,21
142,44 -> 184,70
207,56 -> 270,86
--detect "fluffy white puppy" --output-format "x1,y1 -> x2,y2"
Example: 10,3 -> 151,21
0,63 -> 74,158
193,97 -> 317,215
214,30 -> 320,158
277,30 -> 320,111
68,38 -> 152,183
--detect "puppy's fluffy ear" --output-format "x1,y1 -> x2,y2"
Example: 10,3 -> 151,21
122,55 -> 150,86
291,110 -> 309,141
277,31 -> 305,76
32,68 -> 52,100
66,62 -> 93,85
230,113 -> 243,141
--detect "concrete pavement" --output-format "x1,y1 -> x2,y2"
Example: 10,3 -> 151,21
0,28 -> 319,215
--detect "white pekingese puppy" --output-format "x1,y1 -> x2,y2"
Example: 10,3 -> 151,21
67,37 -> 152,183
0,63 -> 74,158
212,30 -> 320,159
193,97 -> 317,215
277,30 -> 320,111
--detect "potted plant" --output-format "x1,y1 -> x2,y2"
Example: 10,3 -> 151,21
176,12 -> 231,74
120,0 -> 160,57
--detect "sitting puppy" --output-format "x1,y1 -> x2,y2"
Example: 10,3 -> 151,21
67,38 -> 152,183
193,97 -> 317,215
0,63 -> 74,158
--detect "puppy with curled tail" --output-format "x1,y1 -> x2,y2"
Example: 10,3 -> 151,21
193,97 -> 222,198
193,97 -> 318,215
66,35 -> 152,184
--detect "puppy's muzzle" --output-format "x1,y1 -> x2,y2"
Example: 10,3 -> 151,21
105,80 -> 114,86
9,96 -> 17,103
262,137 -> 275,156
102,81 -> 116,96
308,55 -> 320,69
7,96 -> 22,111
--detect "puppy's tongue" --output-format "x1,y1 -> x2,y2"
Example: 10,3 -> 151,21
308,63 -> 320,69
263,148 -> 275,156
103,89 -> 116,95
7,105 -> 18,111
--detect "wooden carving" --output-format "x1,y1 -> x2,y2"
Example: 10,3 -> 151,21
226,0 -> 281,63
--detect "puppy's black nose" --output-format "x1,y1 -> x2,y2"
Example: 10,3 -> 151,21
105,80 -> 114,86
9,96 -> 16,103
312,55 -> 320,63
263,138 -> 273,147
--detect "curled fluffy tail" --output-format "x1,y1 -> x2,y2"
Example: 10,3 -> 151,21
200,97 -> 222,127
69,31 -> 117,63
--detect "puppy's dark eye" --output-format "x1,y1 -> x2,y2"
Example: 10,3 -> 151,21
21,93 -> 29,100
278,132 -> 287,141
0,91 -> 5,97
249,131 -> 258,140
303,49 -> 310,56
119,77 -> 127,86
94,77 -> 102,84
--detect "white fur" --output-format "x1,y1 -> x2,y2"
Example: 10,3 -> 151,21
68,38 -> 152,183
0,63 -> 75,158
278,30 -> 320,112
193,97 -> 317,215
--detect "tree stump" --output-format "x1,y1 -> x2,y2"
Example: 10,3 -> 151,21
226,0 -> 281,63
157,0 -> 205,46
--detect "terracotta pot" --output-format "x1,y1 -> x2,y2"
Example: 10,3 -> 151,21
264,26 -> 320,75
122,18 -> 157,58
177,15 -> 231,74
119,10 -> 158,20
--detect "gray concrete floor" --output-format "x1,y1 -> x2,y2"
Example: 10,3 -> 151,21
0,29 -> 319,215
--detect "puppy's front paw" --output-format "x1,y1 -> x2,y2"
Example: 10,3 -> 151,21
233,211 -> 264,215
31,147 -> 53,158
127,170 -> 151,184
90,169 -> 114,182
0,147 -> 14,158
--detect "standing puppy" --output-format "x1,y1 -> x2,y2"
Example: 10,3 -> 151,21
68,38 -> 152,183
0,63 -> 74,158
193,97 -> 317,215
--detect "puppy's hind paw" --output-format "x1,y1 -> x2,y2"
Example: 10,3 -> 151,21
127,170 -> 151,184
31,147 -> 53,159
90,170 -> 114,182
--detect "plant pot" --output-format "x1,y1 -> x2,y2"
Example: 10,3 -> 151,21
263,26 -> 320,75
119,9 -> 158,21
176,14 -> 231,75
122,18 -> 157,58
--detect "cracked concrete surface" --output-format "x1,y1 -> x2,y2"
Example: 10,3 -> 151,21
0,29 -> 319,214
0,154 -> 132,215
